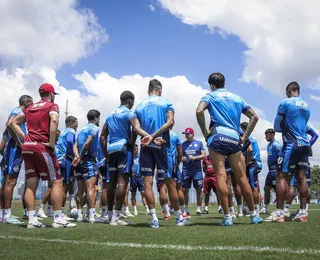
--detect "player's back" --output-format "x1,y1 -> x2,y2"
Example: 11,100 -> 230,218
169,131 -> 181,160
8,107 -> 26,142
77,123 -> 99,158
249,136 -> 262,166
55,128 -> 75,162
24,100 -> 59,143
280,97 -> 310,146
135,95 -> 173,146
267,140 -> 282,170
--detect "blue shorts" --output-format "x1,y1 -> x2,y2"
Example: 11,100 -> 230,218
60,159 -> 74,184
130,177 -> 144,192
225,160 -> 233,175
207,133 -> 242,156
246,161 -> 261,189
75,156 -> 97,181
182,173 -> 203,189
140,146 -> 173,178
99,162 -> 110,183
4,140 -> 23,177
265,170 -> 277,187
289,168 -> 312,187
109,149 -> 132,177
278,143 -> 310,173
156,176 -> 165,192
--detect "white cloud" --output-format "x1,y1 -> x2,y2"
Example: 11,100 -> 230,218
149,4 -> 156,12
158,0 -> 320,94
310,94 -> 320,102
0,0 -> 108,70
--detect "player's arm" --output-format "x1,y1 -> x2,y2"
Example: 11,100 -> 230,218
190,150 -> 206,161
0,131 -> 8,155
241,108 -> 259,143
42,113 -> 59,150
129,117 -> 138,147
150,110 -> 175,140
80,135 -> 94,159
100,124 -> 109,160
246,144 -> 253,166
306,125 -> 319,146
177,145 -> 182,165
9,113 -> 26,147
196,101 -> 210,139
133,118 -> 149,138
274,102 -> 286,132
73,139 -> 80,159
66,133 -> 75,160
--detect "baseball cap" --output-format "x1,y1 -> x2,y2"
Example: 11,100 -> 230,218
39,83 -> 59,95
182,127 -> 194,135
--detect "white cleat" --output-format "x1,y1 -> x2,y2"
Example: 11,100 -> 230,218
27,218 -> 46,229
124,212 -> 135,218
37,211 -> 48,219
110,219 -> 129,226
238,213 -> 244,218
231,214 -> 237,219
89,215 -> 106,224
4,215 -> 24,225
284,211 -> 291,219
53,219 -> 76,228
259,208 -> 267,214
77,214 -> 84,222
120,213 -> 128,219
134,211 -> 138,216
62,213 -> 75,221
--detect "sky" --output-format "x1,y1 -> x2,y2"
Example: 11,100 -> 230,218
1,0 -> 320,189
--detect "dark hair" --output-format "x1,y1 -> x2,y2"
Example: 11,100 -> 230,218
65,116 -> 77,126
286,81 -> 300,93
19,95 -> 33,106
265,128 -> 275,135
87,109 -> 100,121
208,72 -> 225,88
40,92 -> 50,98
240,122 -> 248,131
148,79 -> 162,92
120,90 -> 135,104
134,144 -> 138,148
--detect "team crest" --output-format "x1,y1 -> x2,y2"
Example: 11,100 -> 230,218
194,144 -> 198,148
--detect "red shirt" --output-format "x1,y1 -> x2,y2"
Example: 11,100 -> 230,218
202,156 -> 215,177
24,99 -> 59,143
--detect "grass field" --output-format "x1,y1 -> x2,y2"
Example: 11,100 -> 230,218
0,204 -> 319,260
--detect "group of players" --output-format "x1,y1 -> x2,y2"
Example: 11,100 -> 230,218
0,72 -> 315,228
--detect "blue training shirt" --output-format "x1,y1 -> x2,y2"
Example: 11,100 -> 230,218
170,131 -> 182,164
135,95 -> 174,148
106,105 -> 135,153
96,141 -> 105,168
182,139 -> 205,174
132,155 -> 141,178
274,97 -> 310,146
248,136 -> 262,169
200,89 -> 251,140
267,139 -> 282,171
7,107 -> 27,142
77,123 -> 99,158
55,128 -> 76,165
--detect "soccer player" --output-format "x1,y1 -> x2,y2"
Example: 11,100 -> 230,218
240,122 -> 263,214
1,95 -> 33,224
202,155 -> 219,214
133,79 -> 190,228
73,109 -> 101,223
181,127 -> 206,216
10,83 -> 76,228
96,140 -> 108,218
270,81 -> 311,222
196,72 -> 263,226
130,144 -> 149,216
55,116 -> 78,219
100,91 -> 136,226
261,128 -> 282,215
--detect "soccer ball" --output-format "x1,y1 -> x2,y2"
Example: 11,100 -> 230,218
69,208 -> 78,219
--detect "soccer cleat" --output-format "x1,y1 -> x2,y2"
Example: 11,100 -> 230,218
251,215 -> 263,224
231,213 -> 237,219
264,212 -> 285,223
238,213 -> 244,218
120,213 -> 128,219
110,219 -> 129,226
77,214 -> 84,222
145,211 -> 150,215
164,215 -> 172,221
202,210 -> 209,215
89,215 -> 106,224
134,211 -> 138,216
182,212 -> 191,219
4,215 -> 24,225
150,220 -> 159,228
176,219 -> 192,226
22,215 -> 29,220
27,219 -> 46,229
124,212 -> 135,218
196,211 -> 201,216
37,211 -> 48,219
221,216 -> 233,226
284,211 -> 291,219
259,208 -> 267,215
53,220 -> 77,228
62,214 -> 74,221
218,208 -> 223,214
292,213 -> 307,222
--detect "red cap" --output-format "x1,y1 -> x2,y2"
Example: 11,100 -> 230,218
39,83 -> 59,95
182,127 -> 194,135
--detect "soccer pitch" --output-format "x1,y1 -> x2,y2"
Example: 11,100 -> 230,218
0,205 -> 319,260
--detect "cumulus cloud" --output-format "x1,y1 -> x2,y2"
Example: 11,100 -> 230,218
0,0 -> 108,70
158,0 -> 320,94
310,94 -> 320,102
149,4 -> 156,12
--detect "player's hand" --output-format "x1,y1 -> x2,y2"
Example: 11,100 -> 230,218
153,137 -> 166,146
42,142 -> 55,151
72,157 -> 81,167
182,156 -> 186,162
189,155 -> 195,161
141,135 -> 153,147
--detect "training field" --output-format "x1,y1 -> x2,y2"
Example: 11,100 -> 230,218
0,205 -> 319,260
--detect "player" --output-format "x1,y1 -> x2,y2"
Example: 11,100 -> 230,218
181,127 -> 206,216
240,122 -> 263,214
157,174 -> 171,220
100,91 -> 136,226
260,129 -> 282,215
10,83 -> 76,228
269,81 -> 311,222
130,144 -> 149,216
202,155 -> 219,214
196,72 -> 263,226
2,95 -> 33,224
133,79 -> 190,228
73,109 -> 101,224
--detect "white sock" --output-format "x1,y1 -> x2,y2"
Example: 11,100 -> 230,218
205,206 -> 208,211
254,204 -> 259,212
133,206 -> 137,212
218,205 -> 222,210
229,206 -> 234,214
4,208 -> 12,218
112,210 -> 121,221
145,205 -> 149,211
125,206 -> 129,213
306,204 -> 309,212
224,213 -> 231,217
89,208 -> 96,218
150,209 -> 158,222
101,206 -> 107,217
197,206 -> 201,212
238,205 -> 243,214
299,209 -> 307,215
40,204 -> 44,210
250,210 -> 257,217
0,209 -> 3,219
108,210 -> 113,220
28,210 -> 36,223
163,204 -> 170,216
284,204 -> 291,211
77,209 -> 82,217
185,205 -> 189,213
174,210 -> 183,221
53,210 -> 62,222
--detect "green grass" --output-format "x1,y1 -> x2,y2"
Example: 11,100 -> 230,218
0,204 -> 320,260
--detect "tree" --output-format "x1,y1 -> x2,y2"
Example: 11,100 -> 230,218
311,165 -> 320,199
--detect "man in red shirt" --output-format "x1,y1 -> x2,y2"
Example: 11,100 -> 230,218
10,83 -> 76,228
202,155 -> 219,214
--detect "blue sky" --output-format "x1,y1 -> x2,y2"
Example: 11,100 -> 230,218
55,0 -> 318,122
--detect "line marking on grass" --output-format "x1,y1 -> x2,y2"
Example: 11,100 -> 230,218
0,235 -> 320,255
